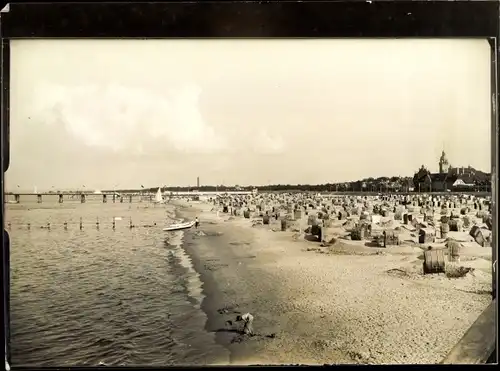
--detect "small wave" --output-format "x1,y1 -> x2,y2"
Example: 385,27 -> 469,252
171,247 -> 204,308
91,338 -> 115,348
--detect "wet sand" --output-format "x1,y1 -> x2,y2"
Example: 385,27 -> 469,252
175,200 -> 492,365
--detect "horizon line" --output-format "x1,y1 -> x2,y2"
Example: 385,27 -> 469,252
8,165 -> 492,192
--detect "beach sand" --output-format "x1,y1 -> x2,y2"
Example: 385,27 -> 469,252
174,200 -> 492,365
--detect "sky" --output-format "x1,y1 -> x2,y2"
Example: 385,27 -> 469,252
7,39 -> 492,191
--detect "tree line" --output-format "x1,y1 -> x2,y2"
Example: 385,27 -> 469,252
110,176 -> 417,193
110,168 -> 492,193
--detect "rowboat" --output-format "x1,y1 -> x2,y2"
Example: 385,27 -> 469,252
162,220 -> 195,232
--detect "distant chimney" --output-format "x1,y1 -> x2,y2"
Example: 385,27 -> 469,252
197,176 -> 200,188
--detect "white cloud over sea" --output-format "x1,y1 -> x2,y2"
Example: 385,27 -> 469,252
31,82 -> 226,154
29,80 -> 286,157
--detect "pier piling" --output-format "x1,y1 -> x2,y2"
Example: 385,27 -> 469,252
113,194 -> 116,203
58,194 -> 63,203
81,194 -> 86,203
14,194 -> 20,203
7,218 -> 164,231
37,194 -> 42,203
103,194 -> 107,203
120,196 -> 124,203
129,195 -> 133,203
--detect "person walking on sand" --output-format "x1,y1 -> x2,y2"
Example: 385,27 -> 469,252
195,217 -> 199,229
235,313 -> 254,336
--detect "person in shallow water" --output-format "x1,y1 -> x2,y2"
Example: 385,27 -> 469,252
195,217 -> 199,229
235,313 -> 254,335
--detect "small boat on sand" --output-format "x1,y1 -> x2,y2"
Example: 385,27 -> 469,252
163,220 -> 195,232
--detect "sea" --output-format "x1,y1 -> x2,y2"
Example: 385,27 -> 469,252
5,195 -> 228,367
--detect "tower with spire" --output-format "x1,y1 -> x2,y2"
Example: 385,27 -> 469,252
439,150 -> 450,174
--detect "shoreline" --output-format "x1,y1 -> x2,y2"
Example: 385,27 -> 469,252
163,223 -> 230,365
172,199 -> 492,365
172,202 -> 234,364
174,201 -> 260,364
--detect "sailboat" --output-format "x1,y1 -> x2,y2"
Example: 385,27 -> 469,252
153,187 -> 165,204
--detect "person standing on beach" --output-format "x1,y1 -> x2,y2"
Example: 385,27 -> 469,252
236,313 -> 254,335
195,217 -> 199,229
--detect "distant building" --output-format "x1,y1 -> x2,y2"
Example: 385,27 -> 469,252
438,150 -> 450,174
451,177 -> 475,188
414,151 -> 490,192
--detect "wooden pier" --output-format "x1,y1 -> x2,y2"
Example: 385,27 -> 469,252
4,190 -> 253,204
4,192 -> 147,204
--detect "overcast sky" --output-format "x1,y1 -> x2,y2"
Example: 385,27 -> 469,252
7,39 -> 491,191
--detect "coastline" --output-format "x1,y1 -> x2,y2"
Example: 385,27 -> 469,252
172,204 -> 231,364
173,200 -> 492,365
173,201 -> 258,364
162,223 -> 230,365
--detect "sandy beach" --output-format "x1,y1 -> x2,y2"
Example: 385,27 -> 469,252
174,198 -> 493,365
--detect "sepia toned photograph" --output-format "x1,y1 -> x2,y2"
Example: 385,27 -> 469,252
5,39 -> 495,366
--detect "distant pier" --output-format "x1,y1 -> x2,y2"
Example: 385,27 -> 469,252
4,190 -> 255,204
5,192 -> 144,204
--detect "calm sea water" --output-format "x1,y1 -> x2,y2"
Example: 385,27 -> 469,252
6,197 -> 228,366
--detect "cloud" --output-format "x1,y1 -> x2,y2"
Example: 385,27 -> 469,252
30,82 -> 229,155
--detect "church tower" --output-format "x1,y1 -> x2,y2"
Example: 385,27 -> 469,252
439,150 -> 450,174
